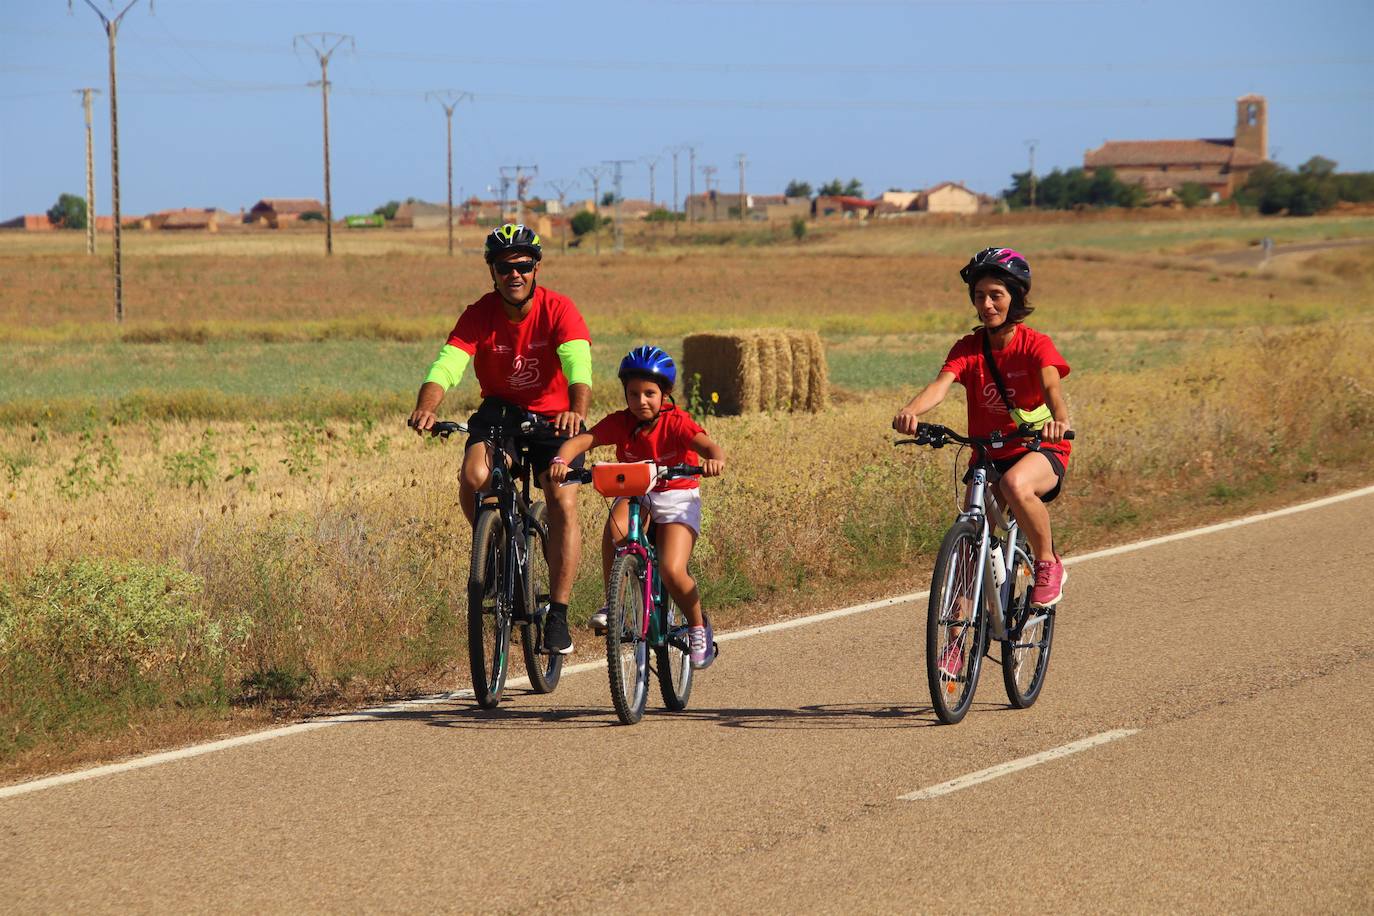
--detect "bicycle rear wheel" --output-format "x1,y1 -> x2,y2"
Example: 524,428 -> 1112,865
468,510 -> 512,709
519,501 -> 563,694
1001,530 -> 1055,708
926,519 -> 989,725
655,592 -> 694,711
606,553 -> 650,725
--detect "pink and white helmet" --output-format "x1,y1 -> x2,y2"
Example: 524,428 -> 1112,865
959,246 -> 1031,289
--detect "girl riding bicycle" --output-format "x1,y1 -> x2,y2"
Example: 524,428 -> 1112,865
893,247 -> 1073,608
548,346 -> 726,669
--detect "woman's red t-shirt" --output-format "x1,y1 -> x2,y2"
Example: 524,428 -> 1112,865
939,325 -> 1071,465
588,405 -> 705,491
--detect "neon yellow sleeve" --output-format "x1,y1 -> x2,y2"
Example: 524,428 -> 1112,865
424,344 -> 472,391
557,339 -> 592,387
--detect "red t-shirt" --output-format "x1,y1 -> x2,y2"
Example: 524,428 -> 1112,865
444,286 -> 591,415
940,325 -> 1072,465
588,405 -> 705,491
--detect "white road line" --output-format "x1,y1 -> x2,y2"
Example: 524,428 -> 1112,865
899,729 -> 1140,801
3,484 -> 1370,801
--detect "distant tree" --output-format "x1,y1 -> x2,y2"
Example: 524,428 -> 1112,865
300,211 -> 325,222
1002,167 -> 1141,210
644,208 -> 684,222
817,179 -> 843,197
373,200 -> 401,220
843,178 -> 864,197
1336,171 -> 1374,203
1177,182 -> 1212,208
570,211 -> 604,236
600,191 -> 619,207
784,179 -> 812,198
1298,155 -> 1337,178
47,193 -> 87,229
1237,160 -> 1340,216
818,177 -> 864,197
791,216 -> 807,242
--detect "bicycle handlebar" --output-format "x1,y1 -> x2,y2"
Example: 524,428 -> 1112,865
408,415 -> 553,441
894,422 -> 1076,450
561,463 -> 704,487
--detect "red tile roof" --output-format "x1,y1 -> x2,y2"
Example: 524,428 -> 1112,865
1085,139 -> 1263,169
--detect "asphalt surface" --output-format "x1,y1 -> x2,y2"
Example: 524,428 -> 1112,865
3,492 -> 1372,913
1205,236 -> 1373,267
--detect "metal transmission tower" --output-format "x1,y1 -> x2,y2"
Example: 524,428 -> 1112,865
602,159 -> 633,252
545,178 -> 578,251
736,153 -> 747,221
641,154 -> 661,209
580,164 -> 609,254
426,89 -> 472,256
687,146 -> 698,223
75,87 -> 100,255
1025,139 -> 1038,208
701,164 -> 718,221
71,0 -> 148,323
501,164 -> 538,224
294,32 -> 353,256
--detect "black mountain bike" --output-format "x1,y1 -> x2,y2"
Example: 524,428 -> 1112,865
896,422 -> 1075,725
424,415 -> 564,708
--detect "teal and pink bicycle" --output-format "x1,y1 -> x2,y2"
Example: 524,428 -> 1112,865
566,462 -> 712,725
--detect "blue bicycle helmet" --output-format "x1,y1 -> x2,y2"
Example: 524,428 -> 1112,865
618,345 -> 677,391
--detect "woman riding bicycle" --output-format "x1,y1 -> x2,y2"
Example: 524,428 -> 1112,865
892,246 -> 1073,608
548,346 -> 726,669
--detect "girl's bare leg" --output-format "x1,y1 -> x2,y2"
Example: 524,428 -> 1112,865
655,522 -> 703,628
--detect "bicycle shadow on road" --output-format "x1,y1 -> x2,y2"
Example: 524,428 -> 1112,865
362,697 -> 617,730
659,702 -> 955,730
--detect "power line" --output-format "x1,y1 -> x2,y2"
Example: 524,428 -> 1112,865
294,32 -> 353,256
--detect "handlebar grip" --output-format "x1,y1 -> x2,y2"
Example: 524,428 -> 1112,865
563,468 -> 593,485
661,464 -> 705,479
1063,430 -> 1076,441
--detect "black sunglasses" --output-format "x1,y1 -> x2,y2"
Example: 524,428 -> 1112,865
493,260 -> 536,276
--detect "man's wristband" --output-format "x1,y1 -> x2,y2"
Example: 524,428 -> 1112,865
551,456 -> 568,466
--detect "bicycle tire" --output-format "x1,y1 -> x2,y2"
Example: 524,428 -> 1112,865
1001,529 -> 1055,708
606,552 -> 650,725
655,590 -> 694,712
468,509 -> 512,709
519,501 -> 563,694
926,519 -> 989,725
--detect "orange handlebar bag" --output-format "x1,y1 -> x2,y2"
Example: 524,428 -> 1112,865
591,462 -> 656,498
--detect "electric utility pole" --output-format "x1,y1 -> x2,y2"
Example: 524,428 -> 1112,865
641,154 -> 661,209
500,164 -> 537,224
75,87 -> 100,255
427,89 -> 471,256
73,0 -> 147,322
687,146 -> 698,223
702,164 -> 718,221
546,178 -> 578,251
736,152 -> 747,221
603,159 -> 634,252
1025,139 -> 1038,209
581,164 -> 609,254
295,32 -> 353,256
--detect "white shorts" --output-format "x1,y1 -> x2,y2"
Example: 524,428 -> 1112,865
613,488 -> 702,536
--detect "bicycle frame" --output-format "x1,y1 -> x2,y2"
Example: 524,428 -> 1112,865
475,429 -> 547,625
614,499 -> 673,651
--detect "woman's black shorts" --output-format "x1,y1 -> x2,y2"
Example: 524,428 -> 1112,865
964,450 -> 1067,504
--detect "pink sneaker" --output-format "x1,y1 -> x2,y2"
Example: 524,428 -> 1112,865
1030,556 -> 1066,607
937,641 -> 964,679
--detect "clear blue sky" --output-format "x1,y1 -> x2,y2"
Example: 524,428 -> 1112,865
2,0 -> 1371,217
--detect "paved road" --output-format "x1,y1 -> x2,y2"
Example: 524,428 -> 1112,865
3,493 -> 1372,913
1206,236 -> 1373,267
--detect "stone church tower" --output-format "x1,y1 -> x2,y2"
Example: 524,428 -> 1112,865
1234,95 -> 1268,161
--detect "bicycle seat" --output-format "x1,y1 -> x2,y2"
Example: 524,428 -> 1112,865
591,462 -> 656,497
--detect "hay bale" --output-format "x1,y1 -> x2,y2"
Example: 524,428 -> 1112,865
788,332 -> 811,410
771,334 -> 794,411
754,334 -> 778,411
804,331 -> 830,411
682,332 -> 760,415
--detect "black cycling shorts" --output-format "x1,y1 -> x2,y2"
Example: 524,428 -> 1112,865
465,397 -> 586,484
965,449 -> 1067,504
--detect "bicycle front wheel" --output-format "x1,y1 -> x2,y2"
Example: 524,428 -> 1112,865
926,519 -> 989,725
468,510 -> 513,709
519,501 -> 563,694
1001,530 -> 1055,708
655,591 -> 694,712
606,553 -> 650,725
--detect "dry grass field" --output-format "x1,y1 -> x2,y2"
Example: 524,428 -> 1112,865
3,211 -> 1373,779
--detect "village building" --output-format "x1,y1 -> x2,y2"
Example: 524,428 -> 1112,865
1083,95 -> 1268,200
392,200 -> 449,229
1,213 -> 116,231
814,194 -> 881,219
245,198 -> 324,228
915,181 -> 983,215
148,208 -> 236,231
683,192 -> 809,221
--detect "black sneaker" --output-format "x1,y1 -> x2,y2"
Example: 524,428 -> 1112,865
542,607 -> 574,655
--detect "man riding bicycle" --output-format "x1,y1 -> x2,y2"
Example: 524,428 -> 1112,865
408,223 -> 592,655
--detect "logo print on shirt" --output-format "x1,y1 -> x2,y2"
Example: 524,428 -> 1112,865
981,381 -> 1015,414
509,355 -> 540,390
